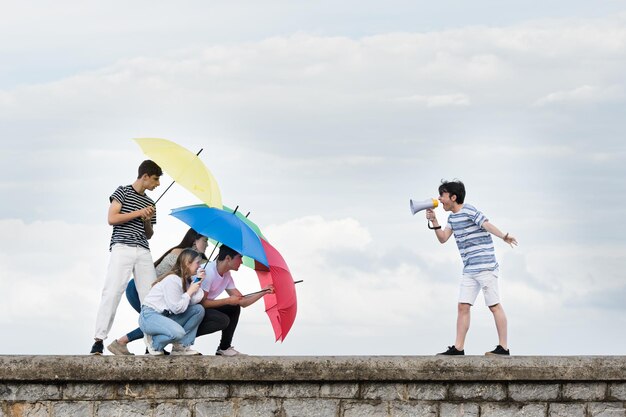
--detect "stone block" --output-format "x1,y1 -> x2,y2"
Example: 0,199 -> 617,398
342,401 -> 388,417
63,383 -> 118,400
52,401 -> 93,417
230,383 -> 269,398
439,403 -> 479,417
236,398 -> 281,417
588,402 -> 626,417
0,384 -> 61,401
269,383 -> 320,398
562,383 -> 607,401
390,401 -> 437,417
609,383 -> 626,400
154,402 -> 192,417
95,400 -> 153,417
319,383 -> 359,399
116,382 -> 179,400
508,383 -> 560,401
481,403 -> 547,417
195,400 -> 235,417
181,383 -> 229,399
548,403 -> 585,417
362,383 -> 406,401
406,383 -> 447,401
282,398 -> 340,417
449,383 -> 506,401
6,402 -> 50,417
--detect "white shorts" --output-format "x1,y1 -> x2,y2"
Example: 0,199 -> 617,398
458,269 -> 500,307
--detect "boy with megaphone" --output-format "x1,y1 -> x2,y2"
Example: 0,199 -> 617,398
420,180 -> 517,356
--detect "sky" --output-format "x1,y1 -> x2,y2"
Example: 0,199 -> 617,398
1,1 -> 625,356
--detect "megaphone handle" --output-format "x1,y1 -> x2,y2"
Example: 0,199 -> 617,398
428,220 -> 441,230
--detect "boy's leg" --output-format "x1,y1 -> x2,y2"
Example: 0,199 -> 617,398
94,244 -> 135,341
455,303 -> 471,350
217,305 -> 241,350
455,275 -> 480,350
481,270 -> 507,349
133,247 -> 157,303
489,303 -> 508,349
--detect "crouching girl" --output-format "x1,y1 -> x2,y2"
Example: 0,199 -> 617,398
139,249 -> 205,355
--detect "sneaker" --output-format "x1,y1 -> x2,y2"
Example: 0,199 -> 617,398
90,340 -> 104,355
437,345 -> 465,355
144,335 -> 164,356
107,339 -> 134,356
171,343 -> 201,356
216,346 -> 246,356
485,345 -> 510,356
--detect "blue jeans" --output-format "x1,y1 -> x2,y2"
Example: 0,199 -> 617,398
139,304 -> 205,351
125,279 -> 143,342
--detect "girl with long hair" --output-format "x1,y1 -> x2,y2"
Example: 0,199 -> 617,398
139,248 -> 205,355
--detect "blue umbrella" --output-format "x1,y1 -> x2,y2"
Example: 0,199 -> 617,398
170,204 -> 269,267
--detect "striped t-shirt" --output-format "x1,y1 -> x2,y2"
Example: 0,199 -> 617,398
446,203 -> 498,274
109,185 -> 157,251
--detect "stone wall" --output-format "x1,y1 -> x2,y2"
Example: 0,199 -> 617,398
1,356 -> 625,416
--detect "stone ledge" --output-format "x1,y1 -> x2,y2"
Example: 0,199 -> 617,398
1,356 -> 625,383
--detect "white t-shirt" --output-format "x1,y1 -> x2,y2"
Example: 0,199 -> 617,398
201,261 -> 236,300
143,274 -> 204,314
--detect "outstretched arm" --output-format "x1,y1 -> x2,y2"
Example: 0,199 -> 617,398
482,221 -> 518,247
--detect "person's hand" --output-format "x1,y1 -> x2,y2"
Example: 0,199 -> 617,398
263,285 -> 275,295
425,208 -> 436,222
503,233 -> 518,248
187,280 -> 202,295
196,268 -> 206,280
139,206 -> 155,221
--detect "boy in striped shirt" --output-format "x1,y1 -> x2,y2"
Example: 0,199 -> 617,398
90,160 -> 163,355
425,180 -> 518,356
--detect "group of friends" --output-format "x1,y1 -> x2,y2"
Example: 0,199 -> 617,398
90,159 -> 273,356
90,158 -> 518,357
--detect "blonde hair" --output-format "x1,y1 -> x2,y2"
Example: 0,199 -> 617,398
152,248 -> 200,292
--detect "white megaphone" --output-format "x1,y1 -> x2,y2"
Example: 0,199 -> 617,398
410,198 -> 439,215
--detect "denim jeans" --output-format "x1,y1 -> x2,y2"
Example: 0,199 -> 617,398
139,304 -> 205,351
125,279 -> 143,342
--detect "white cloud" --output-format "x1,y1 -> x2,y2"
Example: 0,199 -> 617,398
394,93 -> 471,107
534,84 -> 624,106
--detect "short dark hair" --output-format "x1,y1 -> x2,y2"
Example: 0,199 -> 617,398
217,244 -> 241,261
438,180 -> 466,204
137,160 -> 163,179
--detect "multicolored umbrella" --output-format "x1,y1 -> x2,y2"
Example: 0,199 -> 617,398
133,138 -> 222,208
255,239 -> 298,342
170,204 -> 268,267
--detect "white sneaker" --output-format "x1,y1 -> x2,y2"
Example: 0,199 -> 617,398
171,343 -> 201,356
145,335 -> 164,356
215,346 -> 246,356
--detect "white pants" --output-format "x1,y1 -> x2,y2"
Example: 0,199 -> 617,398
94,244 -> 157,340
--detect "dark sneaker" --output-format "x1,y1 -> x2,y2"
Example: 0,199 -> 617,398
90,340 -> 104,355
437,345 -> 464,355
485,345 -> 510,356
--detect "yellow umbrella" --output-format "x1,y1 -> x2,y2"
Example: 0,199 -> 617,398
133,138 -> 222,208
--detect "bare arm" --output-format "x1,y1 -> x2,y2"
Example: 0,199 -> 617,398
201,290 -> 243,309
481,221 -> 518,247
425,209 -> 453,243
236,285 -> 274,308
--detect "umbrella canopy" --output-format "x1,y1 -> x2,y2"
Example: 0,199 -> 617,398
134,138 -> 222,208
255,239 -> 297,342
170,204 -> 268,267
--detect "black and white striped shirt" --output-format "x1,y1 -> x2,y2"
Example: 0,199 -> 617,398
109,185 -> 157,251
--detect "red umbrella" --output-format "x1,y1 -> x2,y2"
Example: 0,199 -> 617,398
255,239 -> 297,342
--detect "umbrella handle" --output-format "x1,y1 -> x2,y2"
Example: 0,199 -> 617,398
153,148 -> 204,205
